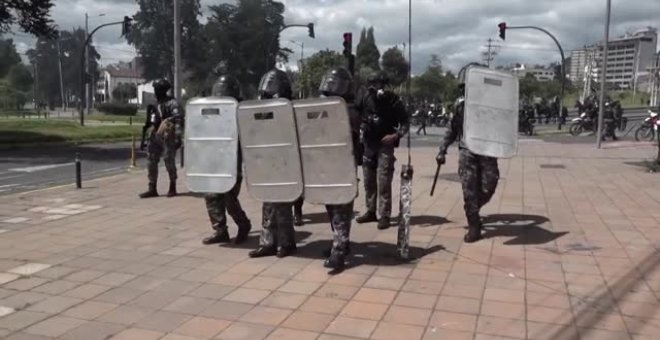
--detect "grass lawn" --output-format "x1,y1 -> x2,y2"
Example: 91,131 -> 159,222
87,111 -> 147,124
0,119 -> 143,146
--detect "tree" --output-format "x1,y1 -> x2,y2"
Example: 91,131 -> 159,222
519,73 -> 539,100
26,28 -> 99,107
381,47 -> 408,87
298,49 -> 344,97
0,0 -> 56,38
356,26 -> 380,72
126,0 -> 203,82
200,0 -> 291,98
0,38 -> 21,77
7,63 -> 33,92
412,55 -> 452,103
112,83 -> 137,103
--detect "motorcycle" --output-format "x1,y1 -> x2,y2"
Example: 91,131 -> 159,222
570,112 -> 596,136
429,110 -> 449,127
635,110 -> 659,142
411,109 -> 424,126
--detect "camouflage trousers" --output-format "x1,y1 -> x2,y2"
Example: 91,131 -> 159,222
603,119 -> 616,140
204,176 -> 251,233
259,203 -> 295,248
147,134 -> 177,185
362,145 -> 395,218
458,148 -> 499,227
326,201 -> 354,255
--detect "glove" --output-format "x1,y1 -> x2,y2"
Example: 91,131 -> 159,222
436,153 -> 446,166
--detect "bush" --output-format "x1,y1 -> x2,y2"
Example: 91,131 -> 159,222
97,103 -> 138,116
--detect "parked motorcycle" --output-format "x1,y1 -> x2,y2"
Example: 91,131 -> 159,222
635,110 -> 659,142
570,112 -> 596,136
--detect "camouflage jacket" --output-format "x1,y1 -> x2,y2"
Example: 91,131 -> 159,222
438,109 -> 467,156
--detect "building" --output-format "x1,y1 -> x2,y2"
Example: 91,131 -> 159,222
96,58 -> 145,103
511,64 -> 557,82
570,27 -> 658,91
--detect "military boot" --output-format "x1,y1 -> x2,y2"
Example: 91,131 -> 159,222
202,230 -> 230,245
166,181 -> 177,197
233,225 -> 251,245
276,244 -> 297,258
464,216 -> 483,243
323,243 -> 351,258
139,183 -> 159,198
324,251 -> 345,270
249,246 -> 277,258
355,211 -> 377,224
294,210 -> 304,227
377,216 -> 390,230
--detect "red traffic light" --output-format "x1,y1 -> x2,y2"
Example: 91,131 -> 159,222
498,22 -> 506,40
343,32 -> 352,56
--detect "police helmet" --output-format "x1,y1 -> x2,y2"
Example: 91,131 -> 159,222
319,67 -> 352,98
153,78 -> 171,93
212,75 -> 241,98
258,69 -> 292,100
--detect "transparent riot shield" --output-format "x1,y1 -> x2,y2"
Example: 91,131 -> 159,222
293,97 -> 358,205
237,98 -> 303,202
464,67 -> 520,158
184,97 -> 238,193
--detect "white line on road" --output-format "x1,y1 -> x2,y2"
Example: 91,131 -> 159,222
8,163 -> 75,173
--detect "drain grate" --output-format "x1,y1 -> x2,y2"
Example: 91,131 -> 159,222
539,164 -> 566,169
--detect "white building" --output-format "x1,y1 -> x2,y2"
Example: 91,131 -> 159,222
570,27 -> 658,90
96,58 -> 145,103
511,64 -> 557,82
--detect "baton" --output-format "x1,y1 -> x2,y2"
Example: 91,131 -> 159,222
430,164 -> 441,196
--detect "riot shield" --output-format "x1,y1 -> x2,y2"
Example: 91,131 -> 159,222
293,97 -> 358,205
237,98 -> 303,202
184,97 -> 238,193
464,67 -> 519,158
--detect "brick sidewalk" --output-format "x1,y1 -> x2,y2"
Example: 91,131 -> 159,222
0,140 -> 659,340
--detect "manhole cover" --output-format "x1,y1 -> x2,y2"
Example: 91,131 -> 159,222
539,164 -> 565,169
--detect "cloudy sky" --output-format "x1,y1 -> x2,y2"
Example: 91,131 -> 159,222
6,0 -> 660,74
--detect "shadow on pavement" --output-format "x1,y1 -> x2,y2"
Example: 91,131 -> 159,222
481,214 -> 568,245
410,215 -> 449,227
545,250 -> 660,339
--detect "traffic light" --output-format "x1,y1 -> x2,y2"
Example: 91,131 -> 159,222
498,22 -> 506,40
307,23 -> 315,38
121,16 -> 133,37
343,32 -> 352,57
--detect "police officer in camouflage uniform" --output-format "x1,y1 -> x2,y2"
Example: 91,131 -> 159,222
249,69 -> 298,258
202,75 -> 252,245
355,72 -> 409,230
436,89 -> 500,243
317,67 -> 361,270
139,79 -> 183,198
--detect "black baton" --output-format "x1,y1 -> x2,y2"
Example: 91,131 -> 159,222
430,164 -> 441,196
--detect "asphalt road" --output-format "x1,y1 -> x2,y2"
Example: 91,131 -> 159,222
0,109 -> 653,196
0,143 -> 153,195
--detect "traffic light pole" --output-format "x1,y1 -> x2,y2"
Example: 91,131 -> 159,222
265,23 -> 314,71
78,20 -> 124,126
504,25 -> 566,130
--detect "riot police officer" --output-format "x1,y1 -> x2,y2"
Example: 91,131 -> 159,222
436,83 -> 499,243
139,79 -> 183,198
318,67 -> 361,270
202,75 -> 252,245
249,69 -> 298,258
355,72 -> 409,230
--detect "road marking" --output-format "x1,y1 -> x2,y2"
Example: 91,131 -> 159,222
0,174 -> 24,181
0,184 -> 19,189
8,162 -> 75,173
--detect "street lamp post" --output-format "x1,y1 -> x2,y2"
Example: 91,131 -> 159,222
85,12 -> 105,115
596,0 -> 612,148
265,23 -> 315,71
290,40 -> 304,97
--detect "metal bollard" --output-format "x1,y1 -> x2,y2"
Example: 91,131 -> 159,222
129,116 -> 132,126
75,153 -> 82,189
130,135 -> 137,168
180,145 -> 184,168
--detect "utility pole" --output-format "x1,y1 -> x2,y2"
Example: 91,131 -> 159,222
57,39 -> 66,109
85,13 -> 89,115
596,0 -> 611,148
482,38 -> 499,67
173,0 -> 182,102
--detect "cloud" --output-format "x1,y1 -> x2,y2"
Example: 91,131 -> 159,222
5,0 -> 659,72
